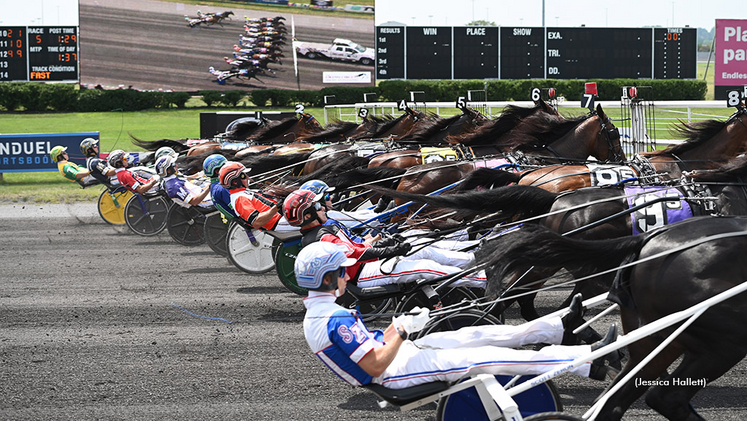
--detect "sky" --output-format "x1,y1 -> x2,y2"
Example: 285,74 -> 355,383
1,0 -> 79,26
374,0 -> 743,30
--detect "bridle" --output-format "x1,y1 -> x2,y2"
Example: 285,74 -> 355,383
596,112 -> 624,163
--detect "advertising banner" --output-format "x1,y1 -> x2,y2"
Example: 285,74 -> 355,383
715,19 -> 747,100
344,5 -> 374,13
0,132 -> 98,173
322,71 -> 372,83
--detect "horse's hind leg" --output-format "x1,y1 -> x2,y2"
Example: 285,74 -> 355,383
513,267 -> 561,321
595,335 -> 683,421
645,346 -> 745,421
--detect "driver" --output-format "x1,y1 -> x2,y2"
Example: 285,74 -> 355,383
203,154 -> 238,219
283,188 -> 486,289
297,242 -> 619,389
155,155 -> 212,208
80,138 -> 116,186
219,161 -> 291,231
109,149 -> 160,195
50,145 -> 97,186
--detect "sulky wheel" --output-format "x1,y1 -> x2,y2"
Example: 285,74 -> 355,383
272,239 -> 307,295
166,205 -> 207,246
226,221 -> 275,274
203,212 -> 230,256
124,194 -> 170,236
97,188 -> 133,226
395,286 -> 479,315
415,309 -> 502,339
436,375 -> 563,421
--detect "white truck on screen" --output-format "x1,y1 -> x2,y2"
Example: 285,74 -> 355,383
294,38 -> 374,65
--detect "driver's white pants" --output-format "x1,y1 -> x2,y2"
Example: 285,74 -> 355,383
356,257 -> 486,289
373,316 -> 592,389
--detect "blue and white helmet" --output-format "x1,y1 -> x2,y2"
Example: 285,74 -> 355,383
300,179 -> 335,196
203,154 -> 227,178
155,155 -> 177,177
294,242 -> 356,290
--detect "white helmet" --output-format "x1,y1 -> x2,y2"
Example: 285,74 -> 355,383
294,242 -> 356,290
154,146 -> 177,161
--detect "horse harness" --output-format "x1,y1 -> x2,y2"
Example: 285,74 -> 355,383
532,112 -> 622,164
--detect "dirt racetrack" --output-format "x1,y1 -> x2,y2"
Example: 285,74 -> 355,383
2,203 -> 747,420
79,0 -> 375,91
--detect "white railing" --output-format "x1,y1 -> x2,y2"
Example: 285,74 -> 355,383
323,100 -> 732,145
324,100 -> 729,123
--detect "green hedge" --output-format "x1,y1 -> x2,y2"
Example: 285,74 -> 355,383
0,83 -> 207,112
198,90 -> 248,107
0,79 -> 706,112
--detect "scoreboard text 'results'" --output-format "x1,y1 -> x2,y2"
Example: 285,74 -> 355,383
0,26 -> 79,82
375,26 -> 696,81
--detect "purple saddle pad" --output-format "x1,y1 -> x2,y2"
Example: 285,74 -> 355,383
624,186 -> 693,235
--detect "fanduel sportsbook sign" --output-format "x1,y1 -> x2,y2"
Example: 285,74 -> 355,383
0,132 -> 98,173
715,19 -> 747,100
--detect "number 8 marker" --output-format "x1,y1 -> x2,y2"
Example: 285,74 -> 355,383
727,91 -> 741,108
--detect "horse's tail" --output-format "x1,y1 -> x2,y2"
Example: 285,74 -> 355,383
371,184 -> 559,221
331,166 -> 407,190
456,168 -> 521,192
177,153 -> 208,175
242,152 -> 313,179
283,155 -> 368,185
475,224 -> 645,298
129,135 -> 190,153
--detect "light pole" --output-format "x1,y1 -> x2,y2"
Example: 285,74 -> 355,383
429,15 -> 433,25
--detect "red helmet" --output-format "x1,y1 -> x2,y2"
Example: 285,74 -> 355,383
219,161 -> 250,189
282,189 -> 322,226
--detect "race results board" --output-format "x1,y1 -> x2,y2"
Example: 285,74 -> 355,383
376,26 -> 696,81
0,26 -> 79,82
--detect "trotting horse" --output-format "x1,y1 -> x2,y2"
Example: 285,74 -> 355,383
182,112 -> 323,159
476,217 -> 747,421
375,150 -> 747,324
391,104 -> 624,201
202,11 -> 233,26
349,107 -> 432,142
462,105 -> 747,193
297,108 -> 436,175
367,101 -> 559,170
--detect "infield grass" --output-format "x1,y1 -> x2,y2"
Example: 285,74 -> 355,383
0,103 -> 736,204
